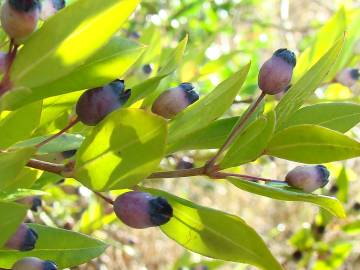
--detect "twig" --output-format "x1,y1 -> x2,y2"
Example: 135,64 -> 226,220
26,159 -> 66,175
94,191 -> 114,205
213,171 -> 285,184
206,91 -> 266,170
148,167 -> 206,179
36,116 -> 79,148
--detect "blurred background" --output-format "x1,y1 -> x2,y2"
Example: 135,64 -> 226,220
30,0 -> 360,269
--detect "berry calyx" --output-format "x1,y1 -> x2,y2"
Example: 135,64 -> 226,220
285,165 -> 330,192
1,0 -> 40,42
76,79 -> 131,126
113,191 -> 173,229
40,0 -> 65,20
151,82 -> 199,119
12,257 -> 57,270
335,68 -> 359,88
258,48 -> 296,95
5,223 -> 38,251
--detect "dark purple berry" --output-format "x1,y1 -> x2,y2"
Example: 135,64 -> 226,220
329,184 -> 339,194
292,250 -> 303,261
113,191 -> 173,229
176,158 -> 194,170
151,83 -> 199,119
76,79 -> 131,126
40,0 -> 65,20
12,257 -> 58,270
335,68 -> 359,87
1,0 -> 40,41
258,48 -> 296,95
31,197 -> 42,212
142,64 -> 153,75
5,223 -> 38,251
353,202 -> 360,211
62,149 -> 77,159
285,165 -> 330,192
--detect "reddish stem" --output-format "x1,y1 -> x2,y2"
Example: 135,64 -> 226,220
206,91 -> 266,170
94,191 -> 114,205
0,40 -> 18,95
36,116 -> 79,149
214,171 -> 284,183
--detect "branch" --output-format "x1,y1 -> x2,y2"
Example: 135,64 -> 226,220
148,167 -> 206,179
26,159 -> 66,175
206,91 -> 266,169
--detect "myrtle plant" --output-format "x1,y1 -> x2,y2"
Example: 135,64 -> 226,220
0,1 -> 360,270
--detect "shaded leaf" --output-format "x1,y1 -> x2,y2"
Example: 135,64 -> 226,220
221,111 -> 276,168
0,102 -> 42,148
146,188 -> 283,270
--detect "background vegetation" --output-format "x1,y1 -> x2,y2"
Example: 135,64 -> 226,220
3,0 -> 360,269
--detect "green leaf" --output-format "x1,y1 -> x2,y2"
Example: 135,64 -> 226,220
3,168 -> 39,191
127,36 -> 188,105
1,0 -> 140,110
343,220 -> 360,234
75,109 -> 167,191
282,103 -> 360,133
266,124 -> 360,163
221,111 -> 276,168
0,148 -> 35,190
166,117 -> 238,153
0,102 -> 42,148
0,189 -> 46,202
0,201 -> 27,247
168,63 -> 251,144
8,37 -> 145,109
0,224 -> 108,269
13,134 -> 84,154
227,177 -> 345,218
146,188 -> 283,270
275,38 -> 344,130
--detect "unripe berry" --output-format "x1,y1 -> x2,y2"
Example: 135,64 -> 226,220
335,68 -> 359,88
113,191 -> 173,229
40,0 -> 65,20
5,223 -> 38,251
285,165 -> 330,192
12,257 -> 57,270
151,83 -> 199,119
258,48 -> 296,95
76,79 -> 131,126
1,0 -> 40,42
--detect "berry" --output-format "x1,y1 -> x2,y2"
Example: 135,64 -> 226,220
151,83 -> 199,119
285,165 -> 330,192
258,48 -> 296,95
62,149 -> 77,159
5,223 -> 38,251
142,64 -> 153,75
12,257 -> 57,270
40,0 -> 65,20
113,191 -> 173,229
353,202 -> 360,211
292,250 -> 303,261
76,79 -> 131,126
335,68 -> 359,88
1,0 -> 40,42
